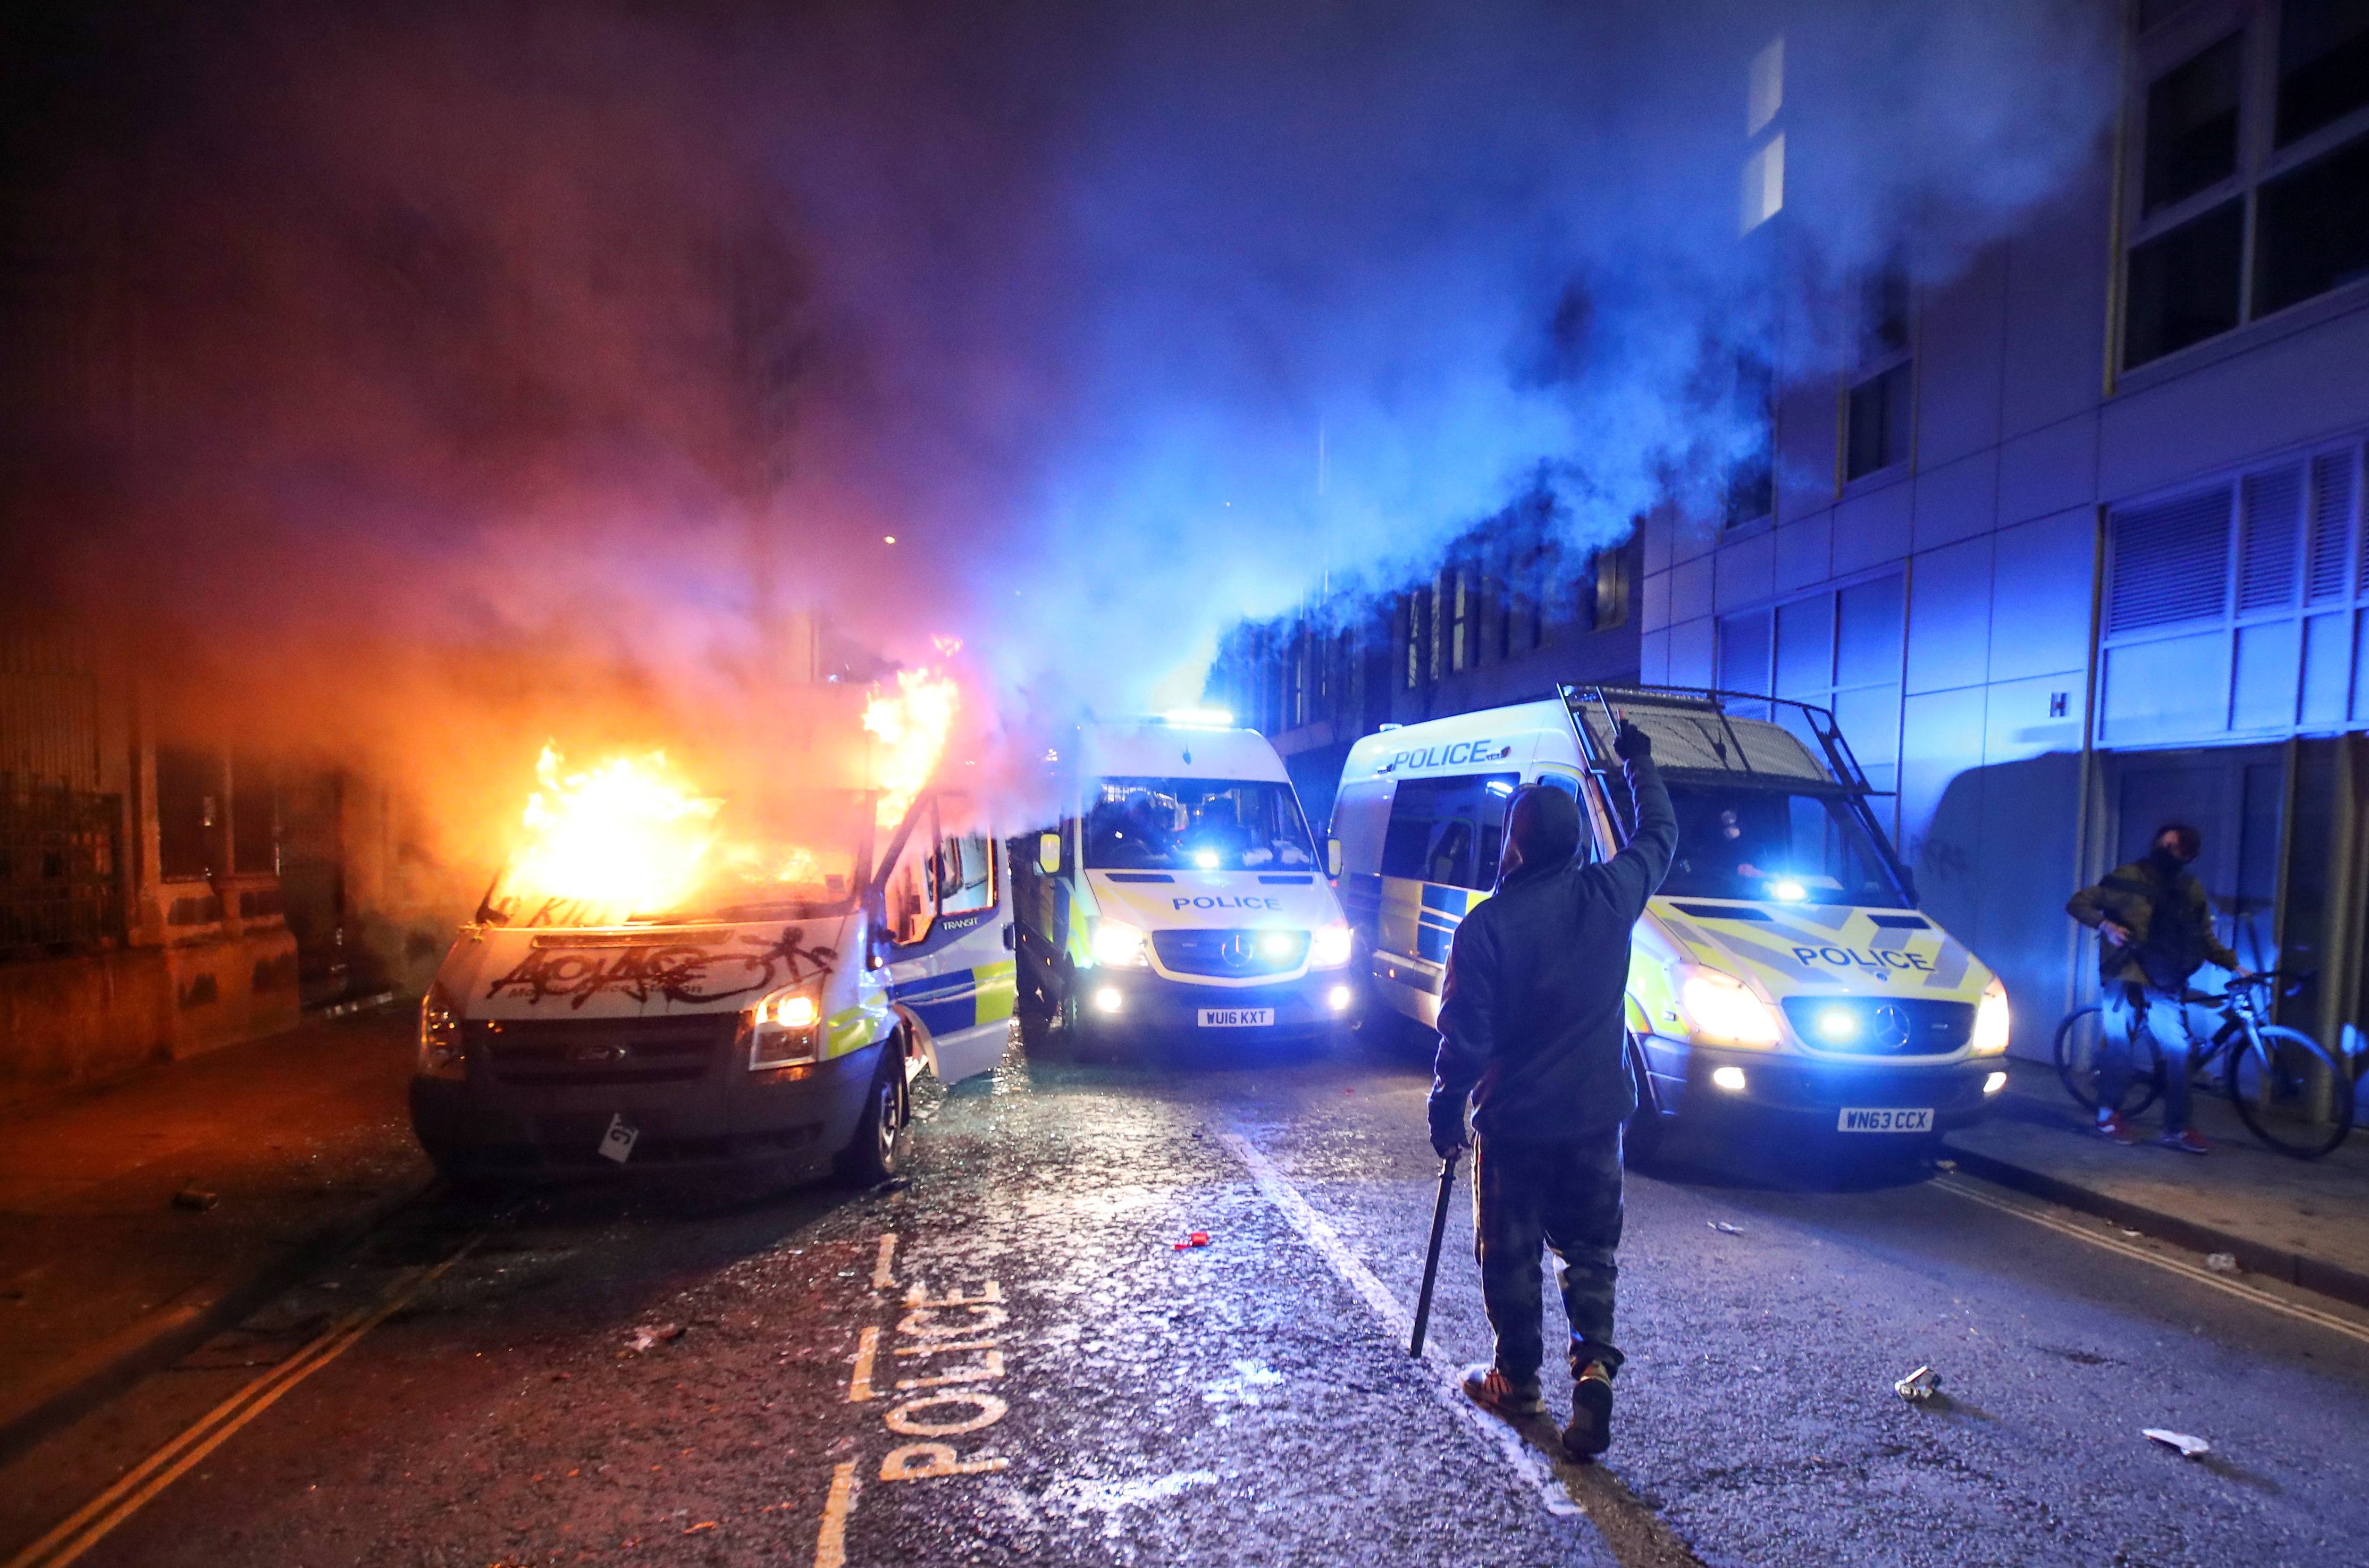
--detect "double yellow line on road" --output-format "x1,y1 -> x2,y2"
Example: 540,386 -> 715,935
5,1232 -> 485,1568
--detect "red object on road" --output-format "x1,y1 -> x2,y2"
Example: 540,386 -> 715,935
1174,1231 -> 1211,1250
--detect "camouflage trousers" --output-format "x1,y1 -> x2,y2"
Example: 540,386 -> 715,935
1471,1129 -> 1625,1385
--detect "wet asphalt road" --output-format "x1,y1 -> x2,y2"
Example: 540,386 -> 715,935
6,1022 -> 2369,1568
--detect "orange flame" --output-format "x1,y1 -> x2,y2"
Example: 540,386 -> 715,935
510,748 -> 721,916
863,667 -> 960,828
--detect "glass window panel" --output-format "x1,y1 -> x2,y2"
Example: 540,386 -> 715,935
2253,131 -> 2369,317
2143,33 -> 2245,213
1774,596 -> 1835,696
2125,199 -> 2245,366
2277,0 -> 2369,146
1835,576 -> 1905,689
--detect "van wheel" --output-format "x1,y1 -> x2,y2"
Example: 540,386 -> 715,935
836,1045 -> 910,1186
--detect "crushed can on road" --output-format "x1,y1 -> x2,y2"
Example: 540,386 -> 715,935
1894,1365 -> 1941,1402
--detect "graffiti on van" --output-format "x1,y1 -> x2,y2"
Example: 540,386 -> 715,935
484,925 -> 839,1009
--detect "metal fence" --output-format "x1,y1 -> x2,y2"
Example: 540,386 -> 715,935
0,780 -> 124,959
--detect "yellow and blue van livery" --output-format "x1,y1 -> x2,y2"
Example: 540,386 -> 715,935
410,787 -> 1013,1182
1013,715 -> 1359,1043
1334,686 -> 2011,1143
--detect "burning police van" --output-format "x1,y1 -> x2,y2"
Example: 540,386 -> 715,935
411,701 -> 1015,1184
1011,713 -> 1359,1046
1332,685 -> 2011,1149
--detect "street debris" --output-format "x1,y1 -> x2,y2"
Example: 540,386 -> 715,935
1200,1360 -> 1286,1406
1708,1221 -> 1744,1235
2143,1428 -> 2212,1458
172,1186 -> 219,1211
2205,1252 -> 2239,1274
1894,1365 -> 1941,1402
1174,1232 -> 1211,1251
598,1114 -> 638,1165
683,1522 -> 718,1533
623,1323 -> 687,1355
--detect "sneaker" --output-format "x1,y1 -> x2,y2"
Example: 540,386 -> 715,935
1564,1361 -> 1615,1461
2094,1110 -> 2140,1145
2157,1127 -> 2210,1156
1461,1364 -> 1544,1421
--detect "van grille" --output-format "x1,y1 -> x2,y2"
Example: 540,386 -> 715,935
1778,997 -> 1973,1057
466,1015 -> 736,1086
1152,928 -> 1308,978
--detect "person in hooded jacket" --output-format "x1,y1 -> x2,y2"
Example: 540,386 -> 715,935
1427,718 -> 1675,1460
2065,822 -> 2246,1154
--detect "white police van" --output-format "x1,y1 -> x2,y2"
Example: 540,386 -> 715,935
1013,713 -> 1359,1045
1333,685 -> 2010,1148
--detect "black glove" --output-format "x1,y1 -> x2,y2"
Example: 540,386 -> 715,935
1426,1088 -> 1469,1160
1613,719 -> 1652,762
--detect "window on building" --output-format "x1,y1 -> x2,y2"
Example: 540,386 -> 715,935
1587,545 -> 1632,631
1449,567 -> 1473,673
230,758 -> 277,875
1843,259 -> 1912,482
1402,592 -> 1425,690
1844,362 -> 1912,480
2276,0 -> 2369,146
2144,32 -> 2245,212
1741,37 -> 1785,233
1724,356 -> 1775,527
156,746 -> 223,882
2122,2 -> 2369,370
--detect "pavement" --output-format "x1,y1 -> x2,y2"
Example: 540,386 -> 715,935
1944,1057 -> 2369,1306
0,1005 -> 431,1464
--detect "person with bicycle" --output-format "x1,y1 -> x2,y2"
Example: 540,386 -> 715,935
2066,823 -> 2243,1154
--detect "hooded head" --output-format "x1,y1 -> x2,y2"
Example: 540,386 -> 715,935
2149,822 -> 2202,876
1496,783 -> 1582,889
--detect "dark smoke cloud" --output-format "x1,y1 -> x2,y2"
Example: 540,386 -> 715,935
2,0 -> 2115,855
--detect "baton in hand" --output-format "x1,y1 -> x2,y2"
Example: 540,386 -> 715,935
1408,1149 -> 1461,1358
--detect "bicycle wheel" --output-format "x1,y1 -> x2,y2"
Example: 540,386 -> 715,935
2227,1025 -> 2355,1158
2055,1006 -> 2162,1116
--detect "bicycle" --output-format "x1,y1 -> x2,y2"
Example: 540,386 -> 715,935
2053,973 -> 2356,1159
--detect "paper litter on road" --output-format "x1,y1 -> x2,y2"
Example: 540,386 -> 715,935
624,1323 -> 686,1354
2205,1252 -> 2239,1274
2143,1428 -> 2211,1457
1708,1221 -> 1743,1235
1894,1365 -> 1940,1402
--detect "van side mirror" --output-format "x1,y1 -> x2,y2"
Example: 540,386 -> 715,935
1037,831 -> 1061,875
1327,839 -> 1342,877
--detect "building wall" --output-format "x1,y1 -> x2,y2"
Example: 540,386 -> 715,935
1642,0 -> 2369,1063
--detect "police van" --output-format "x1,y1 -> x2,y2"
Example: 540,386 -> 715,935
1012,713 -> 1359,1046
1332,685 -> 2010,1147
410,787 -> 1015,1185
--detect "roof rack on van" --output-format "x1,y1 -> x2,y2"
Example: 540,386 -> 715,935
1556,683 -> 1887,798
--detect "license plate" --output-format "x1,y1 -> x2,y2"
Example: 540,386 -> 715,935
1198,1007 -> 1275,1028
1837,1108 -> 1933,1133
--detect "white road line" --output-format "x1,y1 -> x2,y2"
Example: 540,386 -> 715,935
1219,1133 -> 1583,1520
1931,1175 -> 2369,1350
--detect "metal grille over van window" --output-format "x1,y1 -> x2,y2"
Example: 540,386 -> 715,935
2237,466 -> 2303,614
2107,485 -> 2232,635
2311,450 -> 2356,602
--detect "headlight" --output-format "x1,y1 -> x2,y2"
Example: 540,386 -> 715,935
1970,979 -> 2010,1056
1090,919 -> 1150,968
417,988 -> 466,1081
1308,922 -> 1354,970
1677,968 -> 1782,1048
746,985 -> 826,1070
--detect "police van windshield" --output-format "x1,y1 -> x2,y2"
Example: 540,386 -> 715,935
1086,778 -> 1318,872
1660,783 -> 1908,908
478,789 -> 873,928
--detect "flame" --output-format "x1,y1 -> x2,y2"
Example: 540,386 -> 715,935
863,667 -> 960,828
509,748 -> 722,916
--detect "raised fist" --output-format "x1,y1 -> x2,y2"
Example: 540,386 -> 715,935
1613,719 -> 1652,762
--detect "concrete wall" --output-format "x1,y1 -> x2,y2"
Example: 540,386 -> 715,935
1639,62 -> 2369,1063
